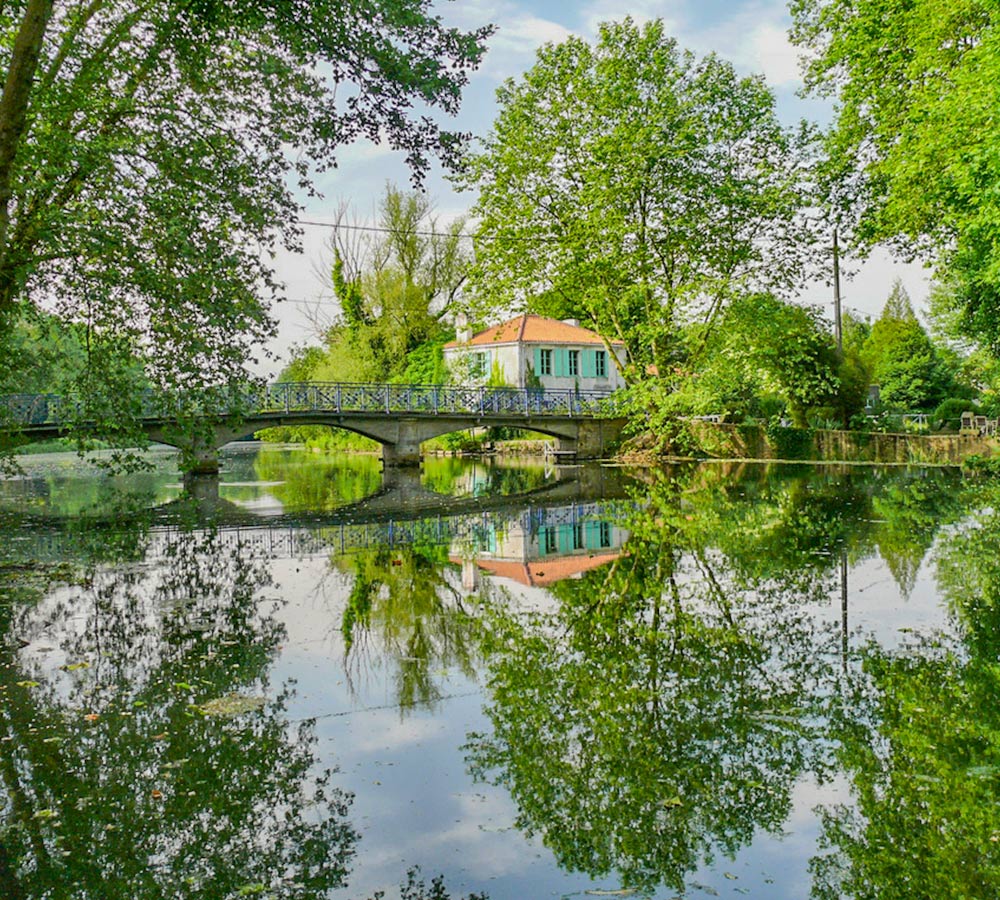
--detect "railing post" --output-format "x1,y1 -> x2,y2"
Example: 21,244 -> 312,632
336,384 -> 341,413
478,387 -> 485,415
384,385 -> 390,414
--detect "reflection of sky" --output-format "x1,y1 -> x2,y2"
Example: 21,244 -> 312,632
266,538 -> 953,899
1,457 -> 973,900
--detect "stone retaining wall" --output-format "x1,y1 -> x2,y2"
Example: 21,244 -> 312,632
685,422 -> 996,466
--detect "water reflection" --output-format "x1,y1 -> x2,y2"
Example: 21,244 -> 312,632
466,468 -> 844,894
0,527 -> 355,898
0,452 -> 989,898
812,482 -> 1000,899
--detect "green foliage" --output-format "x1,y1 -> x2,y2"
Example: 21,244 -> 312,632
934,398 -> 980,431
791,0 -> 1000,354
765,424 -> 814,460
394,339 -> 450,386
862,281 -> 949,410
278,345 -> 327,384
0,2 -> 491,429
301,185 -> 469,384
676,294 -> 840,427
460,18 -> 813,380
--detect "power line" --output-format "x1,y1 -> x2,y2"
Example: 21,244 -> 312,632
295,218 -> 561,243
297,218 -> 474,239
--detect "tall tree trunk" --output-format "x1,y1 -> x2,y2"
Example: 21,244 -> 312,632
0,0 -> 55,317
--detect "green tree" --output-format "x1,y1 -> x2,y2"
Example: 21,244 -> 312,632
0,2 -> 491,409
313,185 -> 469,384
863,280 -> 947,410
677,294 -> 840,427
459,18 -> 813,380
790,0 -> 1000,353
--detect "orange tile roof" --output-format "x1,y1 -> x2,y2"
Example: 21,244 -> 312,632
444,315 -> 623,349
452,552 -> 621,587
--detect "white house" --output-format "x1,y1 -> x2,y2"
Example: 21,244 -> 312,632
442,314 -> 627,393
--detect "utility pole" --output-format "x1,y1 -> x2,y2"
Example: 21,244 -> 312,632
833,226 -> 843,353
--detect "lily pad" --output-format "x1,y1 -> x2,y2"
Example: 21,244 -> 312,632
198,694 -> 266,719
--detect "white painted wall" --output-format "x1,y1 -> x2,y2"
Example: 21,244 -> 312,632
444,342 -> 627,392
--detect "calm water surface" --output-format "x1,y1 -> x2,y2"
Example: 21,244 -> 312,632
0,446 -> 996,899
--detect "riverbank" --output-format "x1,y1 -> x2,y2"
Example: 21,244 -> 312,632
619,421 -> 998,466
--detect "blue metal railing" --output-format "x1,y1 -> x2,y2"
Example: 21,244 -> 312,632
1,382 -> 624,427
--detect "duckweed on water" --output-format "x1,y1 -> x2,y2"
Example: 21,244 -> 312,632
198,694 -> 267,718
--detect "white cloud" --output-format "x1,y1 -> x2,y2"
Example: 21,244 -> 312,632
578,0 -> 684,37
746,20 -> 804,88
484,14 -> 576,78
677,1 -> 804,89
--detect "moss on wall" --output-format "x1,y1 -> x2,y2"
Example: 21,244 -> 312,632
679,422 -> 995,465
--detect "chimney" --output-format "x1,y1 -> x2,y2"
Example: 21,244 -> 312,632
455,312 -> 472,343
561,318 -> 579,327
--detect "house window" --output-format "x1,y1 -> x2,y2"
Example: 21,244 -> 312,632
568,350 -> 579,377
599,522 -> 611,548
594,350 -> 607,378
543,526 -> 557,554
572,522 -> 584,550
539,348 -> 553,376
471,352 -> 488,378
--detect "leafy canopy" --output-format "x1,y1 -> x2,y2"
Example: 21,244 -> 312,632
862,280 -> 948,410
791,0 -> 1000,353
459,17 -> 814,380
0,0 -> 491,410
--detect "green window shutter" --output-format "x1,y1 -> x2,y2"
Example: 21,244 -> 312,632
557,348 -> 568,377
534,347 -> 542,375
582,349 -> 594,378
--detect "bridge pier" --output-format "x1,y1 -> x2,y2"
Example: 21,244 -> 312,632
185,444 -> 221,475
574,419 -> 627,460
381,441 -> 423,468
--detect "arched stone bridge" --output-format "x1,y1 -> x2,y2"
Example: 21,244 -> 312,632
2,382 -> 628,471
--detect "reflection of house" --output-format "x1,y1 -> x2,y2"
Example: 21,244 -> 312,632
452,502 -> 628,588
442,315 -> 627,392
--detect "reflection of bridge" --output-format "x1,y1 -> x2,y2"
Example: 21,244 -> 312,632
2,382 -> 627,471
9,499 -> 630,565
3,464 -> 634,565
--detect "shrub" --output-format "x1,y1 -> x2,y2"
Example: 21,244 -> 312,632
933,397 -> 980,432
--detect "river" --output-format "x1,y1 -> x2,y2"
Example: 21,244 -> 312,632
0,445 -> 995,899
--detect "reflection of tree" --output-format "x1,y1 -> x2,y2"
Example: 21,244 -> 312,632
420,458 -> 553,498
871,475 -> 962,598
467,474 -> 841,894
812,483 -> 1000,899
812,642 -> 1000,899
254,448 -> 383,511
0,528 -> 356,899
337,544 -> 479,709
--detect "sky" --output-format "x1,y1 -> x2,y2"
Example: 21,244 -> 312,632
264,0 -> 932,378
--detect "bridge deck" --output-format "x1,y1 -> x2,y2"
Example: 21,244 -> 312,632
2,381 -> 624,428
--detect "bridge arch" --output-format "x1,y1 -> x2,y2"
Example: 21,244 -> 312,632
4,382 -> 626,473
